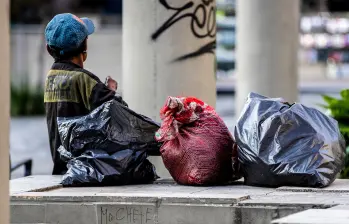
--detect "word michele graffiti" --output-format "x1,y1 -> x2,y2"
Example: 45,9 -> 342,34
151,0 -> 216,62
99,206 -> 155,224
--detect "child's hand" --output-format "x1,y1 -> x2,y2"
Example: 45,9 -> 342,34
106,76 -> 118,91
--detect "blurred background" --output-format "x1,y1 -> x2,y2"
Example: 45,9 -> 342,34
9,0 -> 349,178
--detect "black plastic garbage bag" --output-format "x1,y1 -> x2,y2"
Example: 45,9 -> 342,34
57,100 -> 161,186
58,100 -> 161,157
234,92 -> 346,188
58,146 -> 158,186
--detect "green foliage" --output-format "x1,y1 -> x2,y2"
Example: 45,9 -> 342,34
11,81 -> 44,117
341,146 -> 349,179
322,89 -> 349,178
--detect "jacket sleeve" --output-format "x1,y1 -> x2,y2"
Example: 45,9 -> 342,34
76,73 -> 128,111
90,82 -> 129,110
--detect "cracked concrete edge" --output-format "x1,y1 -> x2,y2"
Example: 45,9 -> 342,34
26,184 -> 62,193
10,175 -> 63,194
11,184 -> 62,195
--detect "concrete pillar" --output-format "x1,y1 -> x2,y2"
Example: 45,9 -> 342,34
0,0 -> 10,223
123,0 -> 217,178
122,0 -> 217,121
236,0 -> 299,114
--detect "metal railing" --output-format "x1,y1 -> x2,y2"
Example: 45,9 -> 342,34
9,156 -> 32,178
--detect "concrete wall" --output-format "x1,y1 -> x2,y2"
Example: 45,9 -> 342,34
123,0 -> 217,121
11,202 -> 305,224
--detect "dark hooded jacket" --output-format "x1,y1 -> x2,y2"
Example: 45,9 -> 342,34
44,61 -> 127,174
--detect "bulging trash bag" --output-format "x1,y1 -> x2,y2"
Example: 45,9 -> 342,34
57,100 -> 160,186
58,100 -> 161,157
58,146 -> 158,186
156,96 -> 240,185
234,92 -> 346,188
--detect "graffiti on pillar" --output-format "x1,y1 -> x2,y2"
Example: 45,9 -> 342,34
151,0 -> 216,62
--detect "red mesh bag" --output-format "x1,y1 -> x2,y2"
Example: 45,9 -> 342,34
155,96 -> 239,185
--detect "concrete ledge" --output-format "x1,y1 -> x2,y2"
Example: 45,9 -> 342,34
237,191 -> 348,207
10,175 -> 61,194
10,176 -> 349,224
11,180 -> 258,205
277,179 -> 349,193
329,205 -> 349,210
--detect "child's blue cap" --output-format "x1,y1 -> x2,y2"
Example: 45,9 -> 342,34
45,13 -> 95,54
